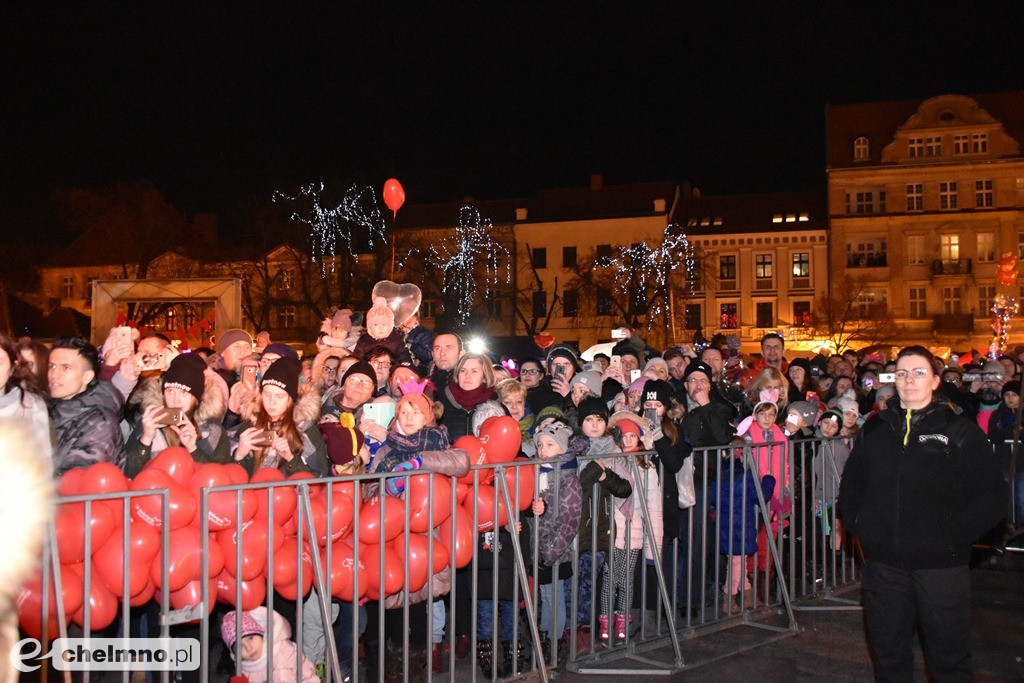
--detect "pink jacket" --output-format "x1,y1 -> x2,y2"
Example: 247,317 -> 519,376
234,607 -> 319,683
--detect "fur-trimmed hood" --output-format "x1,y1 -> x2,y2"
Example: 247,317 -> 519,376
240,380 -> 322,431
132,372 -> 227,424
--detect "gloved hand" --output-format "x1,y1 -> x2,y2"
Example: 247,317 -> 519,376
384,457 -> 422,496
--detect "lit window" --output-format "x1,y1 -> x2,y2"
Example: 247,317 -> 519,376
853,137 -> 869,161
772,214 -> 783,223
792,253 -> 810,278
940,235 -> 960,261
720,303 -> 738,329
785,214 -> 796,222
792,302 -> 811,327
907,235 -> 925,265
719,255 -> 737,281
977,233 -> 995,263
166,309 -> 177,331
798,213 -> 809,221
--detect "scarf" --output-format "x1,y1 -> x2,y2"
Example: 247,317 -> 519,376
377,425 -> 451,473
447,381 -> 494,412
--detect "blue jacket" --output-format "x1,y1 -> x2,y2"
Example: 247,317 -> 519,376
712,456 -> 775,555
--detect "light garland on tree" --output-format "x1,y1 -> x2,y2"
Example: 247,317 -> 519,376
406,206 -> 510,323
595,224 -> 695,327
990,294 -> 1018,358
273,183 -> 388,278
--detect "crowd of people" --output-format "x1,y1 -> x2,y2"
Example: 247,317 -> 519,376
0,299 -> 1015,681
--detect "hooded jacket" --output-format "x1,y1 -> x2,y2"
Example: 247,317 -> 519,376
838,397 -> 1005,569
534,434 -> 584,572
49,380 -> 126,477
231,382 -> 329,477
227,606 -> 319,683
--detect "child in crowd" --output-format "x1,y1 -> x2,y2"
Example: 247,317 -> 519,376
375,385 -> 449,495
712,441 -> 775,613
532,421 -> 584,659
572,398 -> 632,651
220,607 -> 319,683
600,411 -> 662,642
812,408 -> 850,550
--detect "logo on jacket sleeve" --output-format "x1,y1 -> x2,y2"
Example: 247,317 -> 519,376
918,433 -> 949,445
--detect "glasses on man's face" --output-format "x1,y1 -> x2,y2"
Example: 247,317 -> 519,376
895,368 -> 931,382
371,361 -> 392,370
520,369 -> 541,376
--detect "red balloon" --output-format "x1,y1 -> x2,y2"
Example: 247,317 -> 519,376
217,519 -> 277,581
131,468 -> 197,530
309,491 -> 354,546
150,525 -> 207,592
505,458 -> 537,511
58,467 -> 87,496
71,576 -> 119,631
190,464 -> 257,531
454,435 -> 489,485
215,570 -> 266,611
456,482 -> 471,504
430,535 -> 450,574
169,578 -> 217,616
357,496 -> 404,545
130,578 -> 157,607
362,544 -> 404,601
472,485 -> 509,533
273,537 -> 314,601
478,416 -> 521,464
223,463 -> 249,485
93,522 -> 161,598
16,566 -> 83,640
438,505 -> 476,569
55,500 -> 118,564
319,540 -> 367,602
143,446 -> 195,487
80,462 -> 129,495
251,468 -> 298,529
407,473 -> 452,532
389,533 -> 434,593
382,178 -> 406,214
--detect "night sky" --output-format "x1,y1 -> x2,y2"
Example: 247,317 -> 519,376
2,3 -> 1023,240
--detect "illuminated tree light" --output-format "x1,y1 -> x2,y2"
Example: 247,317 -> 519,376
404,206 -> 511,323
990,294 -> 1018,358
273,183 -> 387,278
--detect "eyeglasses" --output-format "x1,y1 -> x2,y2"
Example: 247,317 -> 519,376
520,369 -> 541,376
370,361 -> 392,370
894,368 -> 931,381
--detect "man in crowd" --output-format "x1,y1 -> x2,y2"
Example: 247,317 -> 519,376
47,336 -> 127,476
430,332 -> 463,391
751,333 -> 788,374
663,347 -> 689,393
699,345 -> 743,418
213,328 -> 254,387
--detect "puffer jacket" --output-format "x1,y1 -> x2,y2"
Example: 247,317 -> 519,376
0,386 -> 54,473
534,435 -> 584,569
230,383 -> 329,477
230,606 -> 319,683
49,380 -> 126,476
838,397 -> 1006,570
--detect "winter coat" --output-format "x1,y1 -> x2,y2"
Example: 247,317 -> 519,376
525,380 -> 565,415
476,524 -> 532,602
578,440 -> 632,552
650,426 -> 689,540
712,457 -> 775,555
436,385 -> 497,443
49,380 -> 126,477
123,372 -> 231,477
838,398 -> 1006,570
811,436 -> 850,504
350,328 -> 412,366
613,458 -> 664,560
230,383 -> 329,477
534,435 -> 584,572
0,386 -> 54,473
987,402 -> 1024,471
681,401 -> 735,489
229,606 -> 319,683
405,324 -> 435,370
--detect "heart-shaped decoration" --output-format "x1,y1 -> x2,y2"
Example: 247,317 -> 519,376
534,333 -> 555,349
372,280 -> 423,325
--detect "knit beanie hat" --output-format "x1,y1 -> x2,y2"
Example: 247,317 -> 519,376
366,297 -> 394,332
546,344 -> 580,371
217,329 -> 252,353
1002,380 -> 1021,398
644,357 -> 668,375
682,361 -> 713,384
261,343 -> 299,361
535,404 -> 565,426
535,421 -> 571,453
788,357 -> 811,374
627,375 -> 649,394
261,356 -> 301,401
341,361 -> 376,388
611,340 -> 642,365
163,353 -> 207,402
318,414 -> 365,467
330,308 -> 353,332
641,379 -> 674,406
616,419 -> 643,440
221,610 -> 263,648
836,395 -> 860,417
577,396 -> 609,424
819,408 -> 842,427
397,391 -> 436,426
571,370 -> 603,395
787,400 -> 817,426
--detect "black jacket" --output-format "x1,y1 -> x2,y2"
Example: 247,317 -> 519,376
838,398 -> 1005,569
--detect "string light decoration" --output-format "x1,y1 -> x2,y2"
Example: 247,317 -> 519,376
595,224 -> 696,328
273,183 -> 388,278
990,294 -> 1018,358
405,206 -> 511,323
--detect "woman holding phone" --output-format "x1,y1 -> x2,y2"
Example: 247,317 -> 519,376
125,353 -> 231,476
230,356 -> 329,476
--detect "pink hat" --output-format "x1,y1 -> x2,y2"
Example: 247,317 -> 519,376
367,297 -> 394,330
397,391 -> 435,426
221,610 -> 263,648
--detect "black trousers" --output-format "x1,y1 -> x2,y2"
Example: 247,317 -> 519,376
862,561 -> 972,683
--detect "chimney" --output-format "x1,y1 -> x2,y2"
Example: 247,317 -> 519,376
590,174 -> 603,191
653,199 -> 666,213
516,207 -> 528,221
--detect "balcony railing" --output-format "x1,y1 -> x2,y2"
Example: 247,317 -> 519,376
847,253 -> 887,268
932,259 -> 972,276
932,313 -> 975,332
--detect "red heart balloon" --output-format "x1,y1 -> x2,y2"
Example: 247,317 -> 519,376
318,540 -> 367,602
472,485 -> 509,533
454,435 -> 489,485
131,468 -> 197,530
478,416 -> 522,464
55,500 -> 118,564
362,544 -> 404,601
505,458 -> 537,511
71,575 -> 119,631
190,464 -> 257,531
251,467 -> 298,529
273,536 -> 314,601
215,570 -> 266,611
437,505 -> 476,569
143,446 -> 195,487
382,178 -> 406,214
406,473 -> 452,532
92,523 -> 161,598
357,496 -> 404,545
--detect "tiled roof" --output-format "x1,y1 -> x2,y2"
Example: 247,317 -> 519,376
826,91 -> 1024,169
521,181 -> 678,222
669,190 -> 827,235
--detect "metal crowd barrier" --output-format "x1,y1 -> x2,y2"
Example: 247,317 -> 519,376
30,436 -> 869,681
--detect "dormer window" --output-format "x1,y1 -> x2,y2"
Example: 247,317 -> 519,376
854,137 -> 869,161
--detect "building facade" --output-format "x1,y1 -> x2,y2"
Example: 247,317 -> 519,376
827,92 -> 1024,353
